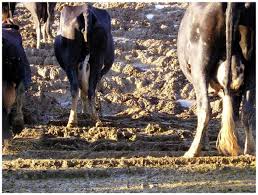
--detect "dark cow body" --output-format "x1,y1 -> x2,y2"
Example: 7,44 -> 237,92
2,24 -> 31,142
177,3 -> 255,157
23,2 -> 56,48
54,4 -> 114,127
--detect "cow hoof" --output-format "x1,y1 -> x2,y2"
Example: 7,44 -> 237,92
66,122 -> 77,128
244,136 -> 255,155
202,141 -> 211,151
3,139 -> 12,153
183,151 -> 200,158
244,145 -> 256,156
95,120 -> 103,127
3,130 -> 13,143
12,117 -> 24,135
90,114 -> 99,123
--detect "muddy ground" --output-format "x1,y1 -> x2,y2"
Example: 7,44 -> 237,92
2,2 -> 256,193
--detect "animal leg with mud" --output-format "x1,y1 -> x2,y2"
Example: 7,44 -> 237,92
33,16 -> 41,49
42,22 -> 47,43
66,68 -> 79,128
88,57 -> 103,122
2,81 -> 16,141
242,90 -> 255,155
81,90 -> 90,116
184,69 -> 210,158
78,56 -> 91,116
95,82 -> 103,118
67,91 -> 79,128
12,82 -> 25,134
45,3 -> 55,41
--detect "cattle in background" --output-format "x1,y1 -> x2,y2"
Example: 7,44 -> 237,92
54,4 -> 114,127
2,2 -> 16,22
23,2 -> 56,49
177,3 -> 255,157
2,2 -> 56,49
2,23 -> 32,142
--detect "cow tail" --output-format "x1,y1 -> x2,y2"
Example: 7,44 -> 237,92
216,3 -> 240,156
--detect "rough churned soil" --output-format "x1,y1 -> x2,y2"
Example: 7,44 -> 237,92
2,2 -> 256,193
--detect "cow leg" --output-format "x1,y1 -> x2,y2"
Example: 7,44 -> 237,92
88,77 -> 99,122
95,83 -> 102,117
79,59 -> 91,115
42,22 -> 47,43
184,67 -> 210,158
42,18 -> 51,43
87,51 -> 105,122
78,55 -> 90,115
81,90 -> 89,115
33,17 -> 41,49
232,94 -> 241,121
66,68 -> 79,128
45,16 -> 53,41
242,90 -> 255,155
2,81 -> 16,141
46,3 -> 55,41
3,108 -> 13,142
12,82 -> 25,134
88,57 -> 103,122
68,91 -> 79,128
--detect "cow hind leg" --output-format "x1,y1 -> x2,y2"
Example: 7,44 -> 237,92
242,90 -> 255,155
81,90 -> 89,115
88,77 -> 99,122
78,56 -> 90,115
42,22 -> 47,43
88,93 -> 98,122
2,81 -> 16,141
33,18 -> 41,49
216,94 -> 241,156
3,108 -> 13,142
12,82 -> 25,135
67,68 -> 79,128
67,91 -> 79,128
88,57 -> 104,122
95,83 -> 102,117
184,71 -> 210,158
46,16 -> 53,40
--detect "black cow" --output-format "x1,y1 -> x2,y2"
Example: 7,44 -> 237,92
54,4 -> 114,127
177,3 -> 255,157
23,2 -> 56,49
2,23 -> 32,142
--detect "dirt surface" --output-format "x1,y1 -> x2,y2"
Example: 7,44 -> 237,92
2,2 -> 256,193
